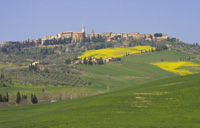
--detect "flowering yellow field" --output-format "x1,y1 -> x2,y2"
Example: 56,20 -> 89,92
78,46 -> 155,59
151,61 -> 200,75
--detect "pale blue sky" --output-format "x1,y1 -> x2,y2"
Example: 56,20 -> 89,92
0,0 -> 199,44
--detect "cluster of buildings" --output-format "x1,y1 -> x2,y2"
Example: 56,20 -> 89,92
0,24 -> 180,47
25,24 -> 86,45
73,57 -> 117,64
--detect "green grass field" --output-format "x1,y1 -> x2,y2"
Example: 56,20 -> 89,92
78,50 -> 193,91
0,49 -> 199,127
0,72 -> 200,127
0,50 -> 195,103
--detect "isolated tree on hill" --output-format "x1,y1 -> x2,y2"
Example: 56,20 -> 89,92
16,91 -> 21,104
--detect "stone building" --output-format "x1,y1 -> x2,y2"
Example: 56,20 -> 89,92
72,32 -> 85,43
102,32 -> 112,37
58,32 -> 73,39
127,32 -> 145,40
72,24 -> 85,43
87,29 -> 99,39
1,41 -> 9,46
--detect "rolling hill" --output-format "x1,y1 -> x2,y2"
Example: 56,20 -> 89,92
0,72 -> 200,127
0,49 -> 197,104
78,50 -> 195,91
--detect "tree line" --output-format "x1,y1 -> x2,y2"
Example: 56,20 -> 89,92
16,91 -> 38,104
0,91 -> 38,104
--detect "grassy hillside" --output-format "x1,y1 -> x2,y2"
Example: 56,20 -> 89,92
0,73 -> 200,127
78,50 -> 193,91
0,50 -> 194,104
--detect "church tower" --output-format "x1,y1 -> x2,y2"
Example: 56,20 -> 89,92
91,29 -> 94,34
82,24 -> 85,33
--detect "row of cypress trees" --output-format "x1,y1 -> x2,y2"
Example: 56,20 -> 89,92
16,91 -> 38,104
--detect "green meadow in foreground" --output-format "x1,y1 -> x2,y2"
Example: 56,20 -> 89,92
0,73 -> 200,128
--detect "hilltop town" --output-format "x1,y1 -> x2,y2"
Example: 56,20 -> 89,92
1,24 -> 180,47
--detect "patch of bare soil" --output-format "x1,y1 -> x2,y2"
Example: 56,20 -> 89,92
0,102 -> 14,108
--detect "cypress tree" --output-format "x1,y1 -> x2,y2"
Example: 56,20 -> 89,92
31,94 -> 38,104
2,92 -> 9,102
83,57 -> 87,65
0,94 -> 2,102
97,57 -> 104,65
16,91 -> 21,104
151,48 -> 154,52
31,93 -> 33,103
6,92 -> 9,102
88,57 -> 93,65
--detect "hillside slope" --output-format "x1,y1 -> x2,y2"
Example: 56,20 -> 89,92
79,50 -> 193,91
0,73 -> 200,128
0,50 -> 191,100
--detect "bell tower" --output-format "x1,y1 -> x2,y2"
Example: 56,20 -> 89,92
91,29 -> 94,34
82,24 -> 85,33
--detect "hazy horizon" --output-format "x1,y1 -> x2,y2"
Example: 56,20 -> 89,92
0,0 -> 200,44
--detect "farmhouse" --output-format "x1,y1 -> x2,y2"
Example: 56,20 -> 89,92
31,61 -> 39,66
92,58 -> 100,63
105,57 -> 116,63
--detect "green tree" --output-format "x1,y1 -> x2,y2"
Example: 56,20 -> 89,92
4,92 -> 9,102
65,58 -> 71,64
116,57 -> 121,61
0,94 -> 2,102
88,57 -> 93,65
88,60 -> 93,65
154,33 -> 162,37
97,57 -> 104,65
31,94 -> 38,104
83,57 -> 87,65
151,48 -> 154,52
22,94 -> 27,100
16,91 -> 21,104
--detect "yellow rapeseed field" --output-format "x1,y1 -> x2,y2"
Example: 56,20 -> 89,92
78,46 -> 156,60
151,61 -> 200,75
